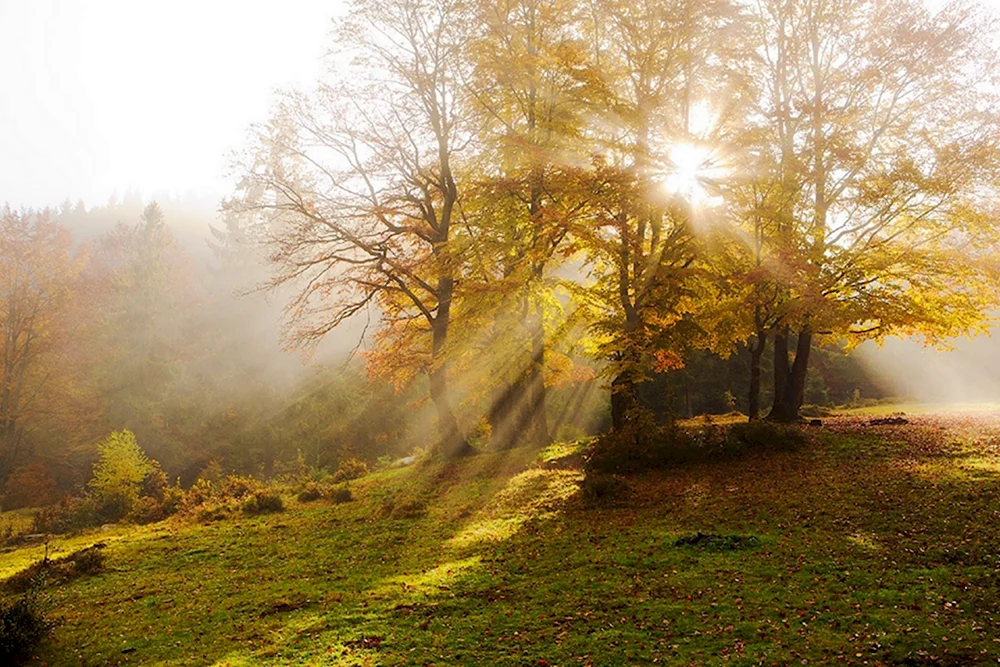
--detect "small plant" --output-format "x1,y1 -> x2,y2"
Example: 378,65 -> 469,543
242,490 -> 284,515
379,494 -> 425,519
327,484 -> 353,504
587,409 -> 808,474
0,581 -> 53,665
726,421 -> 806,452
127,496 -> 166,525
332,457 -> 369,483
195,503 -> 230,523
139,460 -> 170,501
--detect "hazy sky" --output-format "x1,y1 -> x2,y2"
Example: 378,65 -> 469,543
0,0 -> 979,211
0,0 -> 344,209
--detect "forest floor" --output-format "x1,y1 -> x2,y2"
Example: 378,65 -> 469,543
7,412 -> 1000,665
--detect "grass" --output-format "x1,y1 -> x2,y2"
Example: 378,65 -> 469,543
7,414 -> 1000,664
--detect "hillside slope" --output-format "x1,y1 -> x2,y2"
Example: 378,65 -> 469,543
6,416 -> 1000,665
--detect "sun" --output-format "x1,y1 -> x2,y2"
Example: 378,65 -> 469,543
661,143 -> 722,206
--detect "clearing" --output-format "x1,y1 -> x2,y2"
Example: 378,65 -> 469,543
6,413 -> 1000,665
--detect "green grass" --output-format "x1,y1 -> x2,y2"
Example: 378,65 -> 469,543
7,415 -> 1000,665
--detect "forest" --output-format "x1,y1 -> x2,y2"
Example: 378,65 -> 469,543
3,0 -> 1000,664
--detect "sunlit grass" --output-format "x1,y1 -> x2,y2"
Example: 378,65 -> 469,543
5,422 -> 1000,664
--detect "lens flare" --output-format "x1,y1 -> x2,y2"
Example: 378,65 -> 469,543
661,143 -> 724,206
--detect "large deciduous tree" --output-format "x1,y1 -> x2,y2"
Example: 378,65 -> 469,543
0,208 -> 82,474
460,0 -> 588,448
229,0 -> 475,456
740,0 -> 1000,422
573,0 -> 739,430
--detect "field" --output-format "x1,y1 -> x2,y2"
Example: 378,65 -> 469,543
7,412 -> 1000,666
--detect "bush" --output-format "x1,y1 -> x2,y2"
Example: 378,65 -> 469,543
220,475 -> 261,500
0,583 -> 53,665
127,496 -> 167,525
4,544 -> 107,594
726,421 -> 807,453
31,496 -> 98,535
139,460 -> 170,502
179,479 -> 215,513
332,457 -> 368,483
89,429 -> 153,522
2,463 -> 59,511
297,483 -> 323,502
379,494 -> 425,519
195,503 -> 230,523
587,410 -> 807,474
242,490 -> 284,515
327,484 -> 353,504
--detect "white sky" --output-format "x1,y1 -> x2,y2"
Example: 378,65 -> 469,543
0,0 -> 983,211
0,0 -> 343,209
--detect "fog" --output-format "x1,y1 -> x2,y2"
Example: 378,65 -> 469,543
0,0 -> 997,501
857,334 -> 1000,405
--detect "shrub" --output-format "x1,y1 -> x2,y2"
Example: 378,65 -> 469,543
179,479 -> 215,513
332,457 -> 368,483
327,484 -> 353,504
196,459 -> 224,485
220,475 -> 261,500
586,410 -> 807,474
89,429 -> 153,522
585,410 -> 692,473
31,496 -> 98,535
4,544 -> 107,594
127,496 -> 167,525
379,494 -> 425,519
0,583 -> 53,665
2,463 -> 59,511
297,483 -> 323,502
160,484 -> 184,517
242,490 -> 284,515
139,460 -> 170,502
725,421 -> 806,453
195,503 -> 230,523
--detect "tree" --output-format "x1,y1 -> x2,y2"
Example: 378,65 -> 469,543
0,208 -> 82,475
459,0 -> 588,447
89,429 -> 152,520
87,202 -> 199,464
229,0 -> 475,456
571,0 -> 740,430
739,0 -> 1000,421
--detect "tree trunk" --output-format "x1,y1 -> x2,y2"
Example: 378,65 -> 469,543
748,332 -> 767,421
610,369 -> 639,431
429,362 -> 470,457
429,286 -> 472,458
767,324 -> 812,422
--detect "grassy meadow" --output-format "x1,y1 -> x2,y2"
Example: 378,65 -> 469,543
6,413 -> 1000,665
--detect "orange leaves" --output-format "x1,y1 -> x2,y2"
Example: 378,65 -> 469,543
652,350 -> 685,373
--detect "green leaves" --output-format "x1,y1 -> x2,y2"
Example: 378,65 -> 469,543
89,429 -> 153,518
